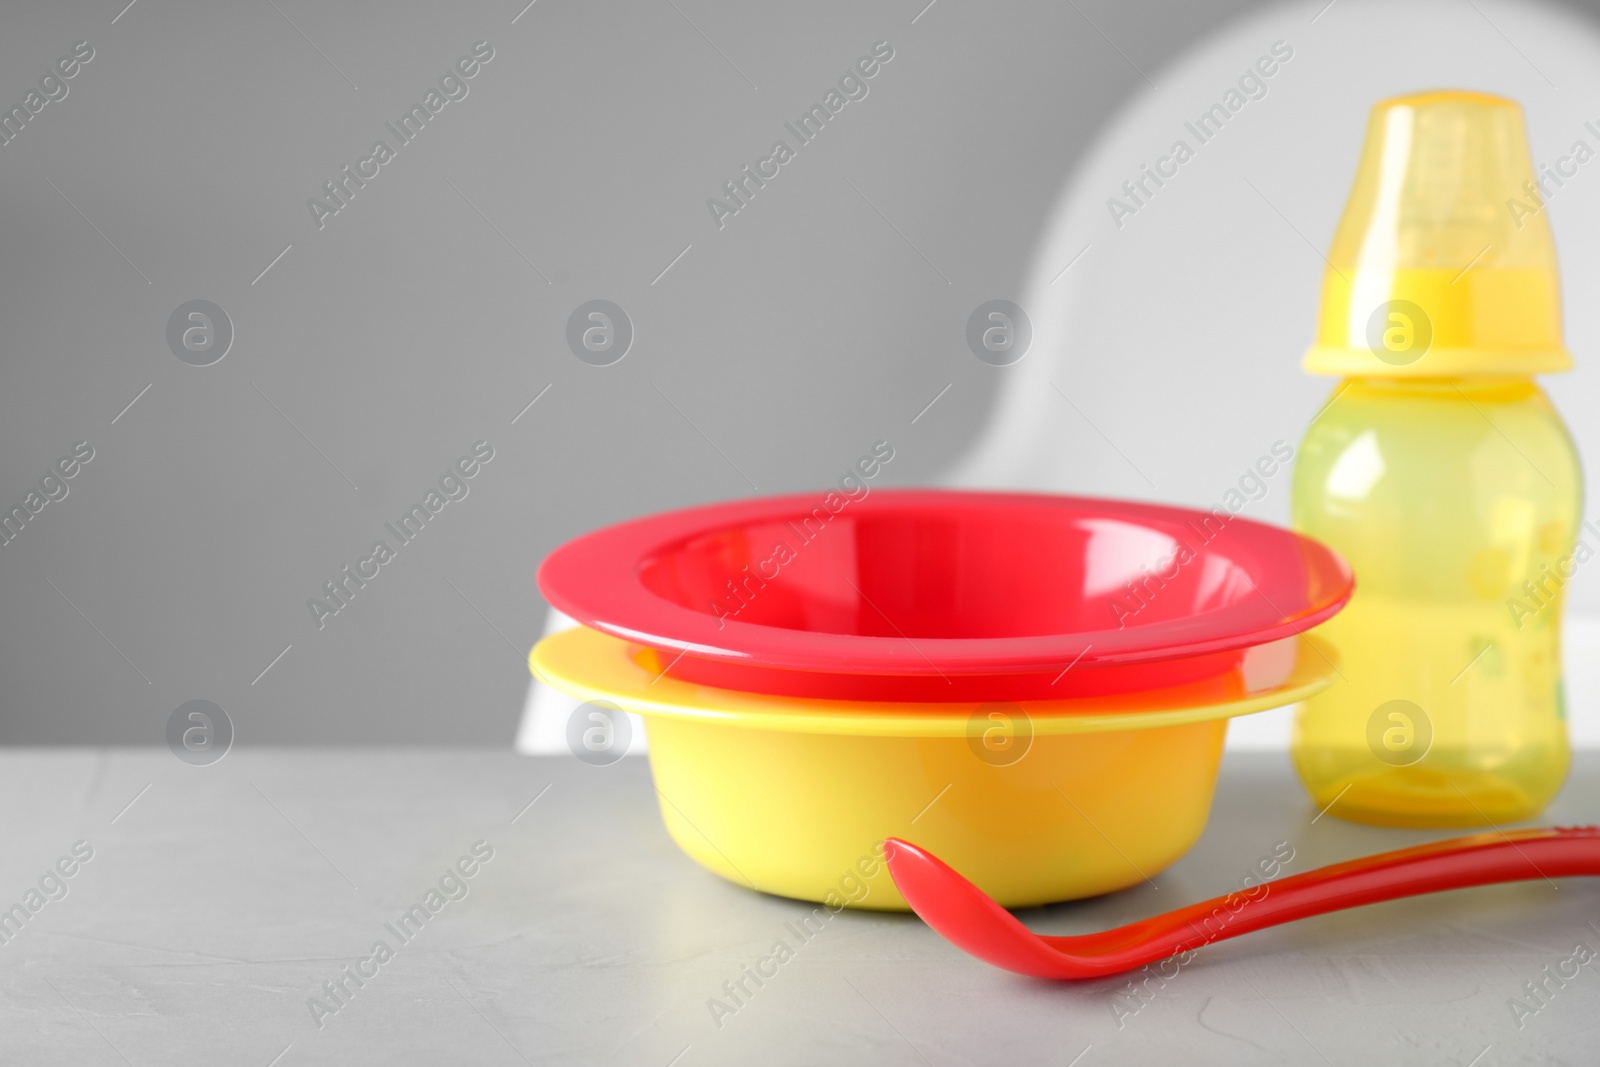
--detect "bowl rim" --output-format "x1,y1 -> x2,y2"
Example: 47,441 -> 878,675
537,489 -> 1353,677
530,625 -> 1339,737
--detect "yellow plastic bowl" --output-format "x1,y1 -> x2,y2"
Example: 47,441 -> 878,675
531,626 -> 1337,910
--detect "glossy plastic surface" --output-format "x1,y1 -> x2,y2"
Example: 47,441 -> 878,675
1292,379 -> 1581,826
885,827 -> 1600,979
1305,91 -> 1571,377
538,489 -> 1352,701
531,625 -> 1337,908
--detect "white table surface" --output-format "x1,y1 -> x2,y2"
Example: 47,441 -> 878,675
6,747 -> 1598,1066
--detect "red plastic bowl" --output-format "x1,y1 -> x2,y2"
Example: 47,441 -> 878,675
537,490 -> 1352,701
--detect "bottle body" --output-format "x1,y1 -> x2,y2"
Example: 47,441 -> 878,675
1291,377 -> 1582,826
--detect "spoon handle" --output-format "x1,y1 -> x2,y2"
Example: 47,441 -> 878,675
1076,827 -> 1600,974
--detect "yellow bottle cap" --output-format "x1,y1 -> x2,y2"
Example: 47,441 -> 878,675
1305,90 -> 1572,377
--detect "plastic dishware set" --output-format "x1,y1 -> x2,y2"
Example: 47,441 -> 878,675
531,91 -> 1587,975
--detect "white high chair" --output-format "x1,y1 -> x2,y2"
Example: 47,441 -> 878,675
518,0 -> 1600,754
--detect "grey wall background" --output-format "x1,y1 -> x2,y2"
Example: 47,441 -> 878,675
3,0 -> 1597,744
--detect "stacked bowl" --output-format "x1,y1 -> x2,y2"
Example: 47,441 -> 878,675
531,490 -> 1352,909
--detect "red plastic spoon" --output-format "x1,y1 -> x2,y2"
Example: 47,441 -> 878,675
884,828 -> 1600,979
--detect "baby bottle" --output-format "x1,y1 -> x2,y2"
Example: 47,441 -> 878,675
1290,91 -> 1582,827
